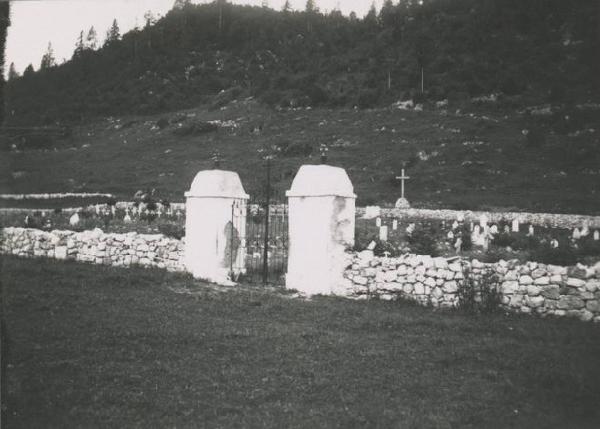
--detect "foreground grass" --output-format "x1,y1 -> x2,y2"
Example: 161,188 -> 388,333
2,257 -> 600,428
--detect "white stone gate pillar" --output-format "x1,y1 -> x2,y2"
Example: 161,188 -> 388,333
285,165 -> 356,295
185,170 -> 249,285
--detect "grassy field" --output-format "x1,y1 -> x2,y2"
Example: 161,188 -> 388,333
3,99 -> 600,214
2,256 -> 600,428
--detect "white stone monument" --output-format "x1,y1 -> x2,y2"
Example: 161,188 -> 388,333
512,218 -> 520,233
185,170 -> 249,285
392,219 -> 398,230
286,165 -> 356,296
379,225 -> 388,242
375,217 -> 382,227
594,230 -> 599,241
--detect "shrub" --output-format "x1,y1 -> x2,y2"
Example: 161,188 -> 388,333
158,223 -> 185,240
530,245 -> 578,266
408,225 -> 439,256
457,266 -> 501,314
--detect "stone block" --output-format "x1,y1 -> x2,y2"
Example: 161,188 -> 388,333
448,263 -> 462,273
502,281 -> 519,294
384,270 -> 397,282
403,283 -> 414,294
586,280 -> 600,292
533,276 -> 550,286
526,285 -> 541,296
566,278 -> 586,288
519,275 -> 533,285
586,300 -> 600,313
527,296 -> 545,308
424,277 -> 437,288
54,246 -> 68,260
531,268 -> 546,279
550,275 -> 563,284
397,265 -> 407,276
557,296 -> 585,310
414,283 -> 425,294
541,285 -> 560,300
443,281 -> 458,293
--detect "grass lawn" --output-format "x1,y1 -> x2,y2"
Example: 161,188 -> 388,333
2,257 -> 600,428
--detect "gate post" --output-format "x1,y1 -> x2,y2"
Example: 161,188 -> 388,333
185,170 -> 249,285
285,165 -> 356,295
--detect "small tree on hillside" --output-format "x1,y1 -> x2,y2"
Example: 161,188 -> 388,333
40,42 -> 56,70
104,19 -> 120,46
282,0 -> 292,13
73,30 -> 85,57
8,62 -> 19,80
85,26 -> 98,50
23,63 -> 34,78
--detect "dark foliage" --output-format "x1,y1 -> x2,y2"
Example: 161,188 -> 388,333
5,0 -> 599,125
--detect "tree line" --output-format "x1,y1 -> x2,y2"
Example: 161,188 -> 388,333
5,0 -> 599,125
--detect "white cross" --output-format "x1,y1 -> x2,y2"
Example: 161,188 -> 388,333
396,168 -> 410,199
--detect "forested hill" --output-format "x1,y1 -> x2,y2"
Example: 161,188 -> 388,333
5,0 -> 600,126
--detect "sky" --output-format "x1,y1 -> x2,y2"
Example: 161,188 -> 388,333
6,0 -> 382,76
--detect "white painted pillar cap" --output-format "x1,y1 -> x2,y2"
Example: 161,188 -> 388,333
184,169 -> 249,199
285,165 -> 356,198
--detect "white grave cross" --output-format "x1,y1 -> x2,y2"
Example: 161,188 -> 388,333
395,168 -> 410,199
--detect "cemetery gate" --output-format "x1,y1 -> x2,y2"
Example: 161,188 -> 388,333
228,187 -> 289,286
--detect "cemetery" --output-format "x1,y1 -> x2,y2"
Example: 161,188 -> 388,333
2,164 -> 600,323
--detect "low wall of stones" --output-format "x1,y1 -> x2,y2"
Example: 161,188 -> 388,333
0,227 -> 185,271
357,207 -> 600,228
342,251 -> 600,323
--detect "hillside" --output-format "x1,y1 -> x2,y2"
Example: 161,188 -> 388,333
4,97 -> 600,214
4,0 -> 599,125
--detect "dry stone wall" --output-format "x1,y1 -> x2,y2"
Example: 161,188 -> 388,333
1,227 -> 185,271
357,207 -> 600,228
342,251 -> 600,323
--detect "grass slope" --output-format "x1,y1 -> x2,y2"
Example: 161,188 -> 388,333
4,100 -> 600,214
2,257 -> 600,428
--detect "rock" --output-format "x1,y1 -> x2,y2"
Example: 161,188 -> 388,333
403,284 -> 414,294
433,257 -> 448,269
550,275 -> 563,283
533,276 -> 550,286
504,271 -> 518,281
358,250 -> 374,262
566,278 -> 586,288
502,281 -> 519,294
54,246 -> 68,260
394,198 -> 410,209
519,275 -> 533,285
541,285 -> 560,300
557,296 -> 585,310
443,281 -> 458,293
586,300 -> 600,313
526,285 -> 542,296
586,280 -> 600,292
384,271 -> 397,282
414,283 -> 425,294
448,263 -> 462,272
397,265 -> 407,276
354,276 -> 368,285
531,268 -> 546,279
527,296 -> 545,308
424,277 -> 437,288
568,266 -> 588,279
580,310 -> 594,322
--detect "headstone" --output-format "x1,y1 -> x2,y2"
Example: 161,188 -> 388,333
131,206 -> 138,216
286,165 -> 356,295
392,219 -> 398,230
473,225 -> 481,237
379,225 -> 388,242
512,219 -> 520,233
489,224 -> 498,235
456,212 -> 464,222
528,225 -> 534,236
470,222 -> 474,232
550,239 -> 559,248
364,206 -> 381,219
367,240 -> 377,250
406,223 -> 415,235
572,228 -> 581,240
479,214 -> 488,228
375,217 -> 382,227
594,230 -> 600,241
111,206 -> 116,216
580,224 -> 590,237
447,230 -> 455,240
185,169 -> 249,285
69,212 -> 80,226
452,220 -> 459,230
504,225 -> 510,233
454,237 -> 463,252
123,212 -> 132,223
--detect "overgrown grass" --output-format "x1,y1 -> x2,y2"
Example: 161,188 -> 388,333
3,101 -> 599,214
2,257 -> 600,428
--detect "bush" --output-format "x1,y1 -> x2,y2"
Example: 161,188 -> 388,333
530,245 -> 578,266
158,223 -> 185,240
408,225 -> 439,256
457,267 -> 501,314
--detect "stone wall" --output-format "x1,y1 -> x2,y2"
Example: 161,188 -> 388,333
0,227 -> 185,271
357,207 -> 600,229
342,251 -> 600,322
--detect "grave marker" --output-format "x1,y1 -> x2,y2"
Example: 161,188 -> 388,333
392,219 -> 398,230
512,219 -> 520,232
379,225 -> 388,242
375,217 -> 382,227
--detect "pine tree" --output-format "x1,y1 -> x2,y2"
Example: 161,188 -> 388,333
261,0 -> 269,9
85,26 -> 98,50
144,10 -> 156,28
172,0 -> 190,9
7,62 -> 18,80
74,30 -> 85,57
305,0 -> 318,13
40,42 -> 56,69
23,64 -> 34,77
282,0 -> 292,13
104,19 -> 120,46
